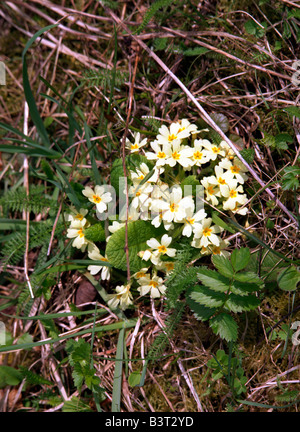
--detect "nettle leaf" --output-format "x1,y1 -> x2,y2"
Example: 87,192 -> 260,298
186,294 -> 216,321
209,313 -> 238,342
189,285 -> 226,308
197,268 -> 230,292
106,220 -> 165,273
225,293 -> 260,313
212,254 -> 234,278
277,266 -> 300,291
230,248 -> 250,272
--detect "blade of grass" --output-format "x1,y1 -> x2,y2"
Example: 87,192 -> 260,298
111,325 -> 125,412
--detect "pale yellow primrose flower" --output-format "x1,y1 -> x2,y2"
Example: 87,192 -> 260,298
107,284 -> 133,310
219,157 -> 249,184
182,208 -> 207,237
66,218 -> 90,250
156,122 -> 191,146
201,177 -> 221,206
82,185 -> 112,213
201,140 -> 226,161
87,244 -> 110,281
164,141 -> 194,169
137,274 -> 167,299
145,140 -> 168,167
146,234 -> 177,259
151,186 -> 194,224
190,139 -> 210,167
192,218 -> 223,248
125,132 -> 147,153
222,179 -> 248,211
200,239 -> 230,258
64,206 -> 88,226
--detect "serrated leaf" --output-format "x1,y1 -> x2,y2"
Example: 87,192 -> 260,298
225,293 -> 260,313
186,295 -> 216,322
233,271 -> 263,285
197,268 -> 230,292
189,285 -> 226,308
212,254 -> 234,278
277,266 -> 300,291
230,248 -> 250,272
209,313 -> 238,342
106,220 -> 165,273
240,148 -> 255,164
231,279 -> 262,296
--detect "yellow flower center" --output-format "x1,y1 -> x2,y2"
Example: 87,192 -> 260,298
136,271 -> 146,278
186,217 -> 195,225
169,203 -> 179,212
207,186 -> 215,195
212,246 -> 221,255
168,134 -> 177,141
158,245 -> 167,254
218,177 -> 226,185
139,175 -> 144,180
229,190 -> 237,198
101,257 -> 108,262
75,214 -> 84,220
212,146 -> 220,154
231,165 -> 240,174
92,195 -> 102,204
77,228 -> 84,238
131,143 -> 139,150
172,151 -> 181,160
157,151 -> 166,159
202,227 -> 212,237
177,127 -> 185,133
149,280 -> 159,288
193,151 -> 203,160
135,191 -> 141,197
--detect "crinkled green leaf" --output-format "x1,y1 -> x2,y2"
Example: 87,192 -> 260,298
186,294 -> 216,322
106,220 -> 165,273
84,223 -> 106,242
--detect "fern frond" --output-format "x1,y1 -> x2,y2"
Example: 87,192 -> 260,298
81,69 -> 128,90
147,302 -> 185,362
0,186 -> 56,215
135,0 -> 175,34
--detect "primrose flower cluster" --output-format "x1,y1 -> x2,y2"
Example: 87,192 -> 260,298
65,118 -> 250,310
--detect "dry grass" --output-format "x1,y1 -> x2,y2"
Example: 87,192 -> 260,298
0,0 -> 299,412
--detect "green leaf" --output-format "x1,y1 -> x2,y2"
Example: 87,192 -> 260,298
186,295 -> 216,321
240,148 -> 255,164
128,371 -> 142,387
244,19 -> 266,38
230,248 -> 250,272
197,268 -> 230,292
212,212 -> 235,234
183,46 -> 209,56
209,313 -> 238,342
282,106 -> 300,119
212,254 -> 234,278
84,223 -> 106,242
225,293 -> 260,313
0,366 -> 23,387
277,266 -> 300,291
233,271 -> 263,285
181,175 -> 200,196
189,285 -> 226,308
275,133 -> 293,150
230,279 -> 262,296
106,220 -> 165,273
